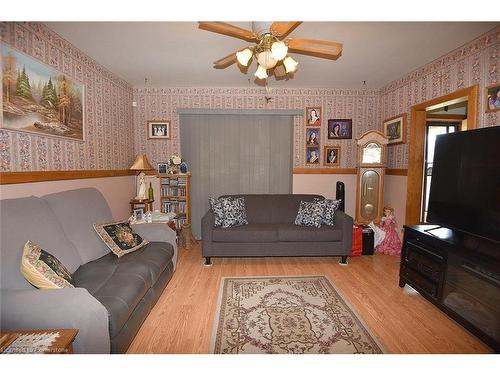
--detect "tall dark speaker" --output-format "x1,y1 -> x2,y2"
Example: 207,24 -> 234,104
336,181 -> 345,212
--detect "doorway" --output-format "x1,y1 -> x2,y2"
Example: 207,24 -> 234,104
405,85 -> 479,225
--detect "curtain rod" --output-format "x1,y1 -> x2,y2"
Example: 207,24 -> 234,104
177,108 -> 302,116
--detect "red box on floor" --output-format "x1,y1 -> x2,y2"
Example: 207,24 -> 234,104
352,225 -> 363,257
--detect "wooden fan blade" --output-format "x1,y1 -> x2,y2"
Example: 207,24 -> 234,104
213,51 -> 238,69
288,38 -> 343,60
199,22 -> 258,42
271,22 -> 301,38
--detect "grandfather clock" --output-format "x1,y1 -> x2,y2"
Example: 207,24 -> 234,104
355,131 -> 389,224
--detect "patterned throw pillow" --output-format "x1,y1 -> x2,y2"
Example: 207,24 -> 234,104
314,198 -> 342,226
94,221 -> 148,257
209,197 -> 225,227
221,197 -> 249,228
294,200 -> 324,228
21,240 -> 74,289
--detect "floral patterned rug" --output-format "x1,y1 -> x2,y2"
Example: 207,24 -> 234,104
210,276 -> 384,354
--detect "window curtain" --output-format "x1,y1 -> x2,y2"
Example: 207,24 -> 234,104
180,112 -> 294,239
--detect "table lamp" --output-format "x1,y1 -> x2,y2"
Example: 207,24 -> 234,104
130,154 -> 154,200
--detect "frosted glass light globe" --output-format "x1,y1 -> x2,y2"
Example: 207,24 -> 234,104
283,56 -> 298,73
256,50 -> 277,69
236,48 -> 253,66
254,65 -> 268,80
271,41 -> 288,61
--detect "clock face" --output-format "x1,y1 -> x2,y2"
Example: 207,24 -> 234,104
362,142 -> 382,164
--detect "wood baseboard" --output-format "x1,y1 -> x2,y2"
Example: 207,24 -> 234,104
386,169 -> 408,176
0,169 -> 135,185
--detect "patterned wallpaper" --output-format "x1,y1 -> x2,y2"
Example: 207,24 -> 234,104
133,87 -> 380,169
380,26 -> 499,169
0,22 -> 135,171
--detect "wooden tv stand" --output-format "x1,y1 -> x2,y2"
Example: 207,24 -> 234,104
399,225 -> 500,352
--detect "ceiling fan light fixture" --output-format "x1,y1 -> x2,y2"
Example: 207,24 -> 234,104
257,50 -> 277,69
236,48 -> 253,66
254,64 -> 268,80
283,56 -> 298,73
271,41 -> 288,61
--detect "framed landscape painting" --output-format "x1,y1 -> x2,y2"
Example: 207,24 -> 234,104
383,113 -> 406,145
1,44 -> 85,141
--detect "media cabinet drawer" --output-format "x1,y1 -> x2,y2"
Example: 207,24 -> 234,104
401,265 -> 439,299
404,242 -> 444,282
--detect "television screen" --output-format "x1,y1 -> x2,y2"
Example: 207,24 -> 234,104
427,126 -> 500,243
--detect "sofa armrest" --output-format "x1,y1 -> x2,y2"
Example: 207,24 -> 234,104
334,210 -> 354,255
201,210 -> 215,256
130,223 -> 178,270
0,288 -> 110,353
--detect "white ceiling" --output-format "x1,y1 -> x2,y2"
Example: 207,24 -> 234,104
45,22 -> 498,89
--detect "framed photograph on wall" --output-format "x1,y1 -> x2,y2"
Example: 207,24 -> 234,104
157,162 -> 168,175
305,106 -> 321,126
148,120 -> 170,139
305,127 -> 320,146
1,44 -> 85,141
383,113 -> 407,145
306,146 -> 320,165
486,83 -> 500,113
323,146 -> 341,167
327,119 -> 352,139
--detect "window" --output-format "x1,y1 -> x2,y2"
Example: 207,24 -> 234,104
421,122 -> 459,222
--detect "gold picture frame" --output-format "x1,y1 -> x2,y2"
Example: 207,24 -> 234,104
485,83 -> 500,113
323,146 -> 340,167
383,113 -> 406,145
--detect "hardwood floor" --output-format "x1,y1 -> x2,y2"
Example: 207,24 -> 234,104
127,243 -> 492,354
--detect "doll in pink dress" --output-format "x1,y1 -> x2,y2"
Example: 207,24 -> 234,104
375,206 -> 402,255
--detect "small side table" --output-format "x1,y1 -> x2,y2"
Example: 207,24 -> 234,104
0,328 -> 78,354
130,199 -> 154,214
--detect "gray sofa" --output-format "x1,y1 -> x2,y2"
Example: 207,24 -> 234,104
201,194 -> 353,265
0,188 -> 177,354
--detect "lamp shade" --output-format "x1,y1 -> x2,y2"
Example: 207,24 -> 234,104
254,65 -> 268,80
271,41 -> 288,61
283,56 -> 298,73
256,50 -> 277,69
130,154 -> 154,171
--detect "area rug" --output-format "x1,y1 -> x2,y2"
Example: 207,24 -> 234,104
210,276 -> 384,354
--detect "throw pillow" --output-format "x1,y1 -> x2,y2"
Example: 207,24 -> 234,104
294,200 -> 324,228
209,197 -> 225,227
21,240 -> 74,289
94,221 -> 148,257
314,198 -> 342,225
221,197 -> 249,228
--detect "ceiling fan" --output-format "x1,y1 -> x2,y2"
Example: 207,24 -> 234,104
198,22 -> 343,80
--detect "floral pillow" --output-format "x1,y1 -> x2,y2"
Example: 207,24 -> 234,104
21,240 -> 74,289
209,197 -> 225,227
314,198 -> 342,226
221,197 -> 248,228
94,221 -> 148,257
294,200 -> 324,228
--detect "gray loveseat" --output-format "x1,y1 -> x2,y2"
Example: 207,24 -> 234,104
0,188 -> 177,353
201,194 -> 353,265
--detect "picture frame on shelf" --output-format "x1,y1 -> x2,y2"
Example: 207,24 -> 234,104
383,113 -> 406,145
486,83 -> 500,113
305,127 -> 320,146
327,119 -> 352,140
133,208 -> 144,222
323,146 -> 341,167
306,146 -> 320,165
305,106 -> 321,126
147,120 -> 170,139
157,162 -> 168,175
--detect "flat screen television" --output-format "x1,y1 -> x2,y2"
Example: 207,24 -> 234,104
427,126 -> 500,243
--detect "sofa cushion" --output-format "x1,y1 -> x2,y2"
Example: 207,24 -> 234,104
315,198 -> 342,226
294,200 -> 324,228
94,221 -> 148,257
213,224 -> 279,243
21,240 -> 75,289
73,241 -> 174,338
278,224 -> 343,242
209,197 -> 225,227
43,188 -> 114,264
221,197 -> 248,228
0,196 -> 82,290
